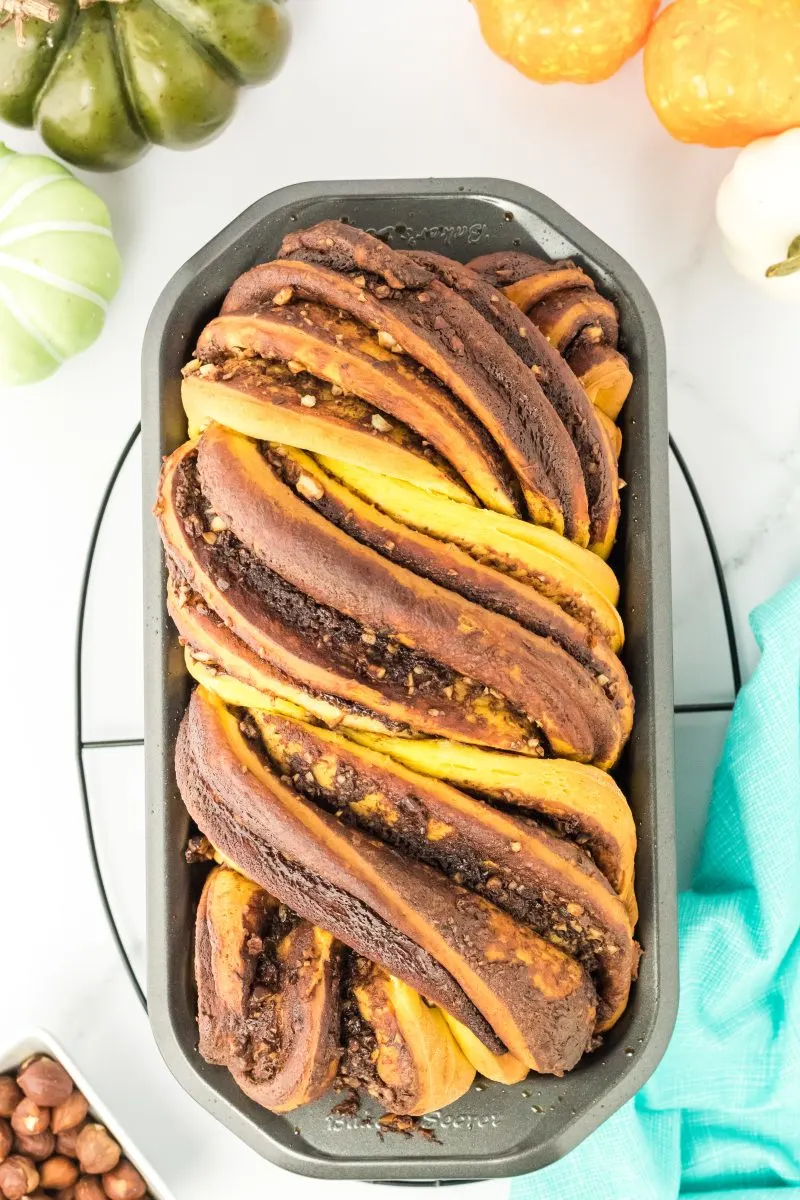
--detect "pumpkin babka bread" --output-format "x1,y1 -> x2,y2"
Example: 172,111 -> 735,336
157,220 -> 639,1118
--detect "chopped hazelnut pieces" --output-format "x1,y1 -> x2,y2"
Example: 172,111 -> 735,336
295,474 -> 324,502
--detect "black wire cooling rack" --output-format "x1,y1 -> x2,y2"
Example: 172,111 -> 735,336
74,426 -> 741,1020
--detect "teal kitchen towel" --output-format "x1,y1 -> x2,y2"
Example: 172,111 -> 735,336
512,577 -> 800,1200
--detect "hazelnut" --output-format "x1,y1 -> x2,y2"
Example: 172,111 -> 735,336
12,1133 -> 54,1163
39,1156 -> 79,1189
102,1160 -> 147,1200
0,1155 -> 40,1198
295,473 -> 324,502
51,1092 -> 89,1135
17,1060 -> 72,1109
0,1122 -> 11,1163
56,1121 -> 86,1158
56,1189 -> 77,1200
0,1083 -> 22,1122
75,1127 -> 120,1175
10,1103 -> 48,1140
75,1179 -> 106,1200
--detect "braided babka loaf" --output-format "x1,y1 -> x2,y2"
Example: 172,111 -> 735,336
156,220 -> 638,1118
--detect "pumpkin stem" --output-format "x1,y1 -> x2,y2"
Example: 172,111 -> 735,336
765,235 -> 800,279
0,0 -> 58,44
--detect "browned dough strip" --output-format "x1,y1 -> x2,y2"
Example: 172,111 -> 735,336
226,224 -> 589,539
196,867 -> 342,1112
196,301 -> 518,516
178,688 -> 598,1072
469,250 -> 632,421
253,709 -> 637,1031
156,441 -> 543,753
197,424 -> 627,767
268,446 -> 633,734
403,248 -> 620,556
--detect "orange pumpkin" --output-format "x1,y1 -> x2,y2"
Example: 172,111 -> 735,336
473,0 -> 659,84
645,0 -> 800,147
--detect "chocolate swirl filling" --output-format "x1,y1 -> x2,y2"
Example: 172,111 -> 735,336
195,866 -> 342,1112
157,441 -> 541,753
178,687 -> 598,1073
252,709 -> 637,1032
195,423 -> 627,767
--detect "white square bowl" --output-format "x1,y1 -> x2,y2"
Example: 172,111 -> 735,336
0,1029 -> 172,1200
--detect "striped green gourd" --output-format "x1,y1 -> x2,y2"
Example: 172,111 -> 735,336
0,142 -> 120,385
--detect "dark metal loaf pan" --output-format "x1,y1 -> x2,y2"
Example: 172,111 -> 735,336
142,179 -> 677,1181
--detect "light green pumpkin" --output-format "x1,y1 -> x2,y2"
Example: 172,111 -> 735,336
0,142 -> 121,385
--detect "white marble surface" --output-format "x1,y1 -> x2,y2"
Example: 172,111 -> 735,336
1,1 -> 798,1195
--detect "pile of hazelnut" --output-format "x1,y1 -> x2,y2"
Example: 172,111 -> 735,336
0,1057 -> 151,1200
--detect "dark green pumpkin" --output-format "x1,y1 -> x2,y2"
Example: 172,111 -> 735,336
0,0 -> 289,170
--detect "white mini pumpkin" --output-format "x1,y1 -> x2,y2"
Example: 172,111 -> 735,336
716,128 -> 800,300
0,143 -> 121,385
